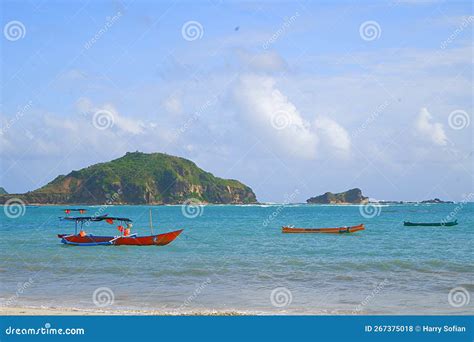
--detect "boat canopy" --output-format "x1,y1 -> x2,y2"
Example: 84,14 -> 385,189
61,215 -> 132,222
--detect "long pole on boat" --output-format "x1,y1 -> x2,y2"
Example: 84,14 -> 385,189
149,208 -> 154,235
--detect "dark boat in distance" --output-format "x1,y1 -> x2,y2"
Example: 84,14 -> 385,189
282,224 -> 365,234
403,220 -> 458,227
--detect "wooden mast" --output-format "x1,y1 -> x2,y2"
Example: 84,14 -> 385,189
149,209 -> 154,235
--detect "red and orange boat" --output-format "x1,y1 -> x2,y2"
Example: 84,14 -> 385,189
282,224 -> 365,234
58,213 -> 183,246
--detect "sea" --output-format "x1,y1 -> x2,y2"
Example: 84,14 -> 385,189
0,203 -> 472,315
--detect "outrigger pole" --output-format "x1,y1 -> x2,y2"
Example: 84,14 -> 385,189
149,209 -> 154,235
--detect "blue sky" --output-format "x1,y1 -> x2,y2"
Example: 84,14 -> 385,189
1,0 -> 472,202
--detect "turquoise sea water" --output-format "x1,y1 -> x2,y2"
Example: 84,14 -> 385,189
0,203 -> 472,314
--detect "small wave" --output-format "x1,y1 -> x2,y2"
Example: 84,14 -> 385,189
1,304 -> 266,316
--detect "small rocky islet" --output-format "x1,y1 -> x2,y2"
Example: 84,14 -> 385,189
306,188 -> 368,204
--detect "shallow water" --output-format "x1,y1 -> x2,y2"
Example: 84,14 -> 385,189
0,203 -> 472,314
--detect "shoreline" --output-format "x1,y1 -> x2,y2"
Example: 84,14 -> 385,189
0,202 -> 464,207
0,306 -> 249,316
1,306 -> 469,316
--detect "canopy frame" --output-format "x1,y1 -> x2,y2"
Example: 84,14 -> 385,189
60,215 -> 132,235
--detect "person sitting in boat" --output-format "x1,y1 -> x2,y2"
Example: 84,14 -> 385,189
79,230 -> 87,237
124,223 -> 132,237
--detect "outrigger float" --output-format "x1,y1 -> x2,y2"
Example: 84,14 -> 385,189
58,210 -> 183,246
282,224 -> 365,234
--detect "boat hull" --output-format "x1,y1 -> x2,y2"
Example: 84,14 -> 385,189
403,221 -> 457,227
58,229 -> 183,246
282,224 -> 365,234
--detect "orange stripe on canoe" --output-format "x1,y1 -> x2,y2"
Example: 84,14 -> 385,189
282,224 -> 365,234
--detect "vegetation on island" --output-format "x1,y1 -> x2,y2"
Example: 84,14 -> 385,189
0,152 -> 257,205
306,188 -> 369,204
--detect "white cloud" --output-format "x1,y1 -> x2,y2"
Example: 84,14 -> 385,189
415,107 -> 447,146
101,104 -> 145,135
231,74 -> 353,160
75,98 -> 145,135
314,117 -> 351,156
76,97 -> 94,114
233,74 -> 318,159
163,95 -> 183,115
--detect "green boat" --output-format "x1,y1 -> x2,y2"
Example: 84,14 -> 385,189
403,220 -> 458,227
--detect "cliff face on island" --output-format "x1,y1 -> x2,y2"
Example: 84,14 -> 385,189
307,188 -> 368,204
0,152 -> 257,205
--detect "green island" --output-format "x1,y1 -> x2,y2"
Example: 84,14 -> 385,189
306,188 -> 369,204
0,152 -> 257,205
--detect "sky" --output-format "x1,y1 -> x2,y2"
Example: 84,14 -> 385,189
0,0 -> 472,202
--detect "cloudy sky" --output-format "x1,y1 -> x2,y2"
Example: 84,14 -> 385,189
1,0 -> 472,202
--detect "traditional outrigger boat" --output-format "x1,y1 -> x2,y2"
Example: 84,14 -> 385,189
282,224 -> 365,234
63,208 -> 87,215
57,213 -> 183,246
403,220 -> 458,227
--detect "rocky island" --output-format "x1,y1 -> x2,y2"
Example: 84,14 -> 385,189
0,152 -> 257,205
420,198 -> 454,204
307,188 -> 368,204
